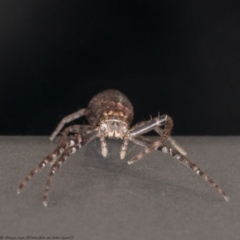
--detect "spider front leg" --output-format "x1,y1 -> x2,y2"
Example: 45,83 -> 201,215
50,108 -> 87,141
120,137 -> 130,159
131,136 -> 229,201
129,115 -> 173,163
130,115 -> 171,137
99,134 -> 108,157
58,124 -> 93,145
130,119 -> 186,156
154,127 -> 187,156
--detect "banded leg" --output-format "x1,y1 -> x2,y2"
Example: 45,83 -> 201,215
131,136 -> 229,201
154,127 -> 187,156
131,119 -> 186,155
58,124 -> 93,145
99,134 -> 108,157
120,137 -> 129,159
50,108 -> 86,141
128,139 -> 162,164
129,115 -> 171,137
129,116 -> 173,163
17,135 -> 80,194
43,137 -> 82,206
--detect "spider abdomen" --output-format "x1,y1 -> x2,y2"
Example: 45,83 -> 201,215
86,89 -> 134,126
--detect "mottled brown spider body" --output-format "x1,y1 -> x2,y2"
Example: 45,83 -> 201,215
86,89 -> 134,126
17,89 -> 229,206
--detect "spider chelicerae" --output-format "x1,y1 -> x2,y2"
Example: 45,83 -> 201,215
17,89 -> 229,206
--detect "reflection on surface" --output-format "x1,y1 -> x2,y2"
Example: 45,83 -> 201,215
81,138 -> 141,172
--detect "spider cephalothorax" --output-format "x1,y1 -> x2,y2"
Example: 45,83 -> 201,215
98,109 -> 130,158
17,89 -> 229,206
99,110 -> 129,138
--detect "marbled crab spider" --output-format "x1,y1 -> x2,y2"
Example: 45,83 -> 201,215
17,89 -> 229,206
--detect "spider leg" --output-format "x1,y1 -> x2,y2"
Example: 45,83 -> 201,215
130,135 -> 155,147
43,130 -> 98,206
17,135 -> 80,194
129,115 -> 172,137
130,119 -> 186,155
99,134 -> 108,157
154,127 -> 187,156
129,115 -> 173,163
128,139 -> 163,163
43,144 -> 81,206
120,137 -> 129,159
50,108 -> 87,141
58,124 -> 93,145
130,136 -> 229,201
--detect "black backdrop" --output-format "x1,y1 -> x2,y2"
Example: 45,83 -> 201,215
1,1 -> 240,136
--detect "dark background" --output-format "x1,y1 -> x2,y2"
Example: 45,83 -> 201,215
1,1 -> 240,136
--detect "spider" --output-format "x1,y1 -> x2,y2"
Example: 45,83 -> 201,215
17,89 -> 229,206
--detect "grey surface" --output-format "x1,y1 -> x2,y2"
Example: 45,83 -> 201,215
0,136 -> 239,239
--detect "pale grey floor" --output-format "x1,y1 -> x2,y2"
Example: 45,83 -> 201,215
0,136 -> 239,240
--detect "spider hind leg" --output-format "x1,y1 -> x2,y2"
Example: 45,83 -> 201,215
43,143 -> 81,206
130,136 -> 229,202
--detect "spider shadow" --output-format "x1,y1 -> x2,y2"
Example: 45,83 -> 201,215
77,138 -> 217,202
